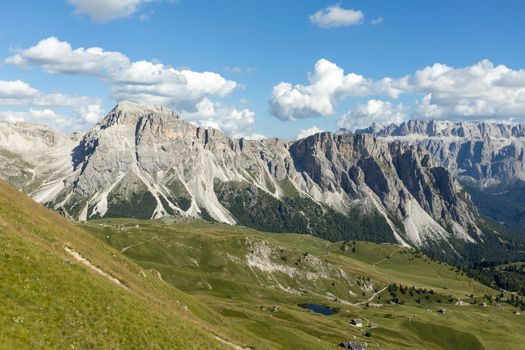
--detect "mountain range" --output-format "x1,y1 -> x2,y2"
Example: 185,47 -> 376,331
351,119 -> 525,184
1,103 -> 525,262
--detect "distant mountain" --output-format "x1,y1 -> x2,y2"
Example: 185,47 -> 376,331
348,120 -> 525,233
349,119 -> 525,184
1,104 -> 524,262
0,121 -> 79,194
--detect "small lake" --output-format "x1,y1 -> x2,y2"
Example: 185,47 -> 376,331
299,303 -> 337,315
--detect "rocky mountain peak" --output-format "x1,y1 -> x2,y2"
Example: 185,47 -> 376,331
99,100 -> 181,129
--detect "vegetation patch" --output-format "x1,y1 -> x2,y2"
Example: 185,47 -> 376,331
403,320 -> 484,350
214,179 -> 396,243
165,177 -> 192,211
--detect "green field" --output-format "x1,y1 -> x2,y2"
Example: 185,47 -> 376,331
82,218 -> 525,349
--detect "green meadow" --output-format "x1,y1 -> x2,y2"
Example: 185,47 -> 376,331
83,218 -> 525,350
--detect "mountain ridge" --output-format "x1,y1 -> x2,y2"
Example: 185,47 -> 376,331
0,103 -> 521,261
352,119 -> 525,139
349,119 -> 525,185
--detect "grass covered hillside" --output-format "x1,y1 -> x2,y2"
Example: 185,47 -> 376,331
0,179 -> 266,350
84,219 -> 525,350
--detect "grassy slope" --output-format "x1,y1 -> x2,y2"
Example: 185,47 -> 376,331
0,180 -> 268,350
84,219 -> 525,350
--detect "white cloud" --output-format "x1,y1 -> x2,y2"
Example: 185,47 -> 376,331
310,5 -> 364,28
270,58 -> 525,122
111,61 -> 237,108
407,60 -> 525,119
269,59 -> 372,120
371,17 -> 384,25
0,80 -> 39,104
6,37 -> 237,108
0,79 -> 104,130
67,0 -> 157,22
78,104 -> 104,123
0,108 -> 76,129
337,100 -> 405,130
297,126 -> 324,139
5,37 -> 130,76
242,133 -> 266,140
6,37 -> 248,133
182,98 -> 256,137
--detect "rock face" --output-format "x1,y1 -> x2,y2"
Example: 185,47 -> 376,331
0,103 -> 483,254
351,119 -> 525,184
288,132 -> 477,246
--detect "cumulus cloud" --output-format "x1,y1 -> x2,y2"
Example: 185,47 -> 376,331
270,58 -> 525,123
241,133 -> 266,140
0,79 -> 104,130
310,4 -> 364,28
297,126 -> 324,139
0,108 -> 59,122
182,98 -> 256,137
407,60 -> 525,119
67,0 -> 158,22
0,80 -> 39,104
5,37 -> 251,134
269,59 -> 373,120
78,103 -> 104,123
0,108 -> 77,130
5,37 -> 130,76
6,37 -> 238,109
337,100 -> 405,130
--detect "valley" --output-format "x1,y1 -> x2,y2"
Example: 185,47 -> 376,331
81,218 -> 525,349
3,173 -> 523,349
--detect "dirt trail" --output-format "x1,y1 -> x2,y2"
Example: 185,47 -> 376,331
373,246 -> 404,267
214,336 -> 249,350
120,235 -> 159,253
64,247 -> 128,290
353,246 -> 404,305
355,286 -> 388,306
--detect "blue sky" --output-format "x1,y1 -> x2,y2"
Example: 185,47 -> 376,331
1,0 -> 525,139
